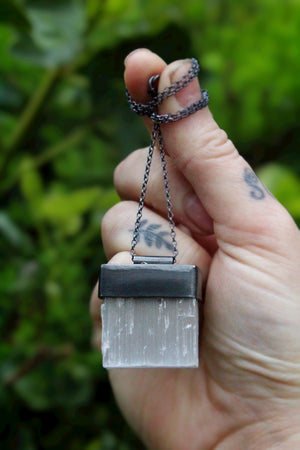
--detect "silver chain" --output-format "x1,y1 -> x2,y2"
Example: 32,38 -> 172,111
127,57 -> 209,263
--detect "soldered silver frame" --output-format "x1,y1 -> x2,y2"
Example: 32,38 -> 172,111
99,261 -> 203,369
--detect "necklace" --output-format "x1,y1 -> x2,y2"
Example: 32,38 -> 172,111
99,58 -> 209,368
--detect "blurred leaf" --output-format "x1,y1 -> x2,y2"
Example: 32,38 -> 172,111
13,319 -> 37,345
86,0 -> 103,20
53,135 -> 115,185
85,438 -> 103,450
20,157 -> 44,206
14,357 -> 92,410
202,52 -> 224,72
96,188 -> 119,210
12,0 -> 86,67
38,187 -> 101,223
13,261 -> 40,293
0,212 -> 32,250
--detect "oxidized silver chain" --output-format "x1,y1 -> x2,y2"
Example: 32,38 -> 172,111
126,58 -> 209,263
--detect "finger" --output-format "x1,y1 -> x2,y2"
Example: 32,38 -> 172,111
101,200 -> 211,279
124,50 -> 298,248
124,48 -> 166,134
114,147 -> 213,236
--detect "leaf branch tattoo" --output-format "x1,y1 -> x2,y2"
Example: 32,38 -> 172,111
130,220 -> 173,251
243,167 -> 266,200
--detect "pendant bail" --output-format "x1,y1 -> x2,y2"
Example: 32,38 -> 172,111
148,74 -> 160,96
133,255 -> 174,265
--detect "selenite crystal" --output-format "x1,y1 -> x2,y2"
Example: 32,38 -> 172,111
101,297 -> 199,368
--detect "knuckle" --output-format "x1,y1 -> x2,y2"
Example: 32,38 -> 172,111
208,128 -> 229,149
202,127 -> 237,159
180,126 -> 238,174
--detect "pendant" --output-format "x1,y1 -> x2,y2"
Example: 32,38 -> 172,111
99,256 -> 203,368
98,58 -> 208,369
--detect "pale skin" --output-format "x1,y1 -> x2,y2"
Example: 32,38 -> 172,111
90,49 -> 300,449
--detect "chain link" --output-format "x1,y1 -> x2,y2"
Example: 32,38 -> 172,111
156,123 -> 178,261
128,57 -> 209,263
129,126 -> 157,258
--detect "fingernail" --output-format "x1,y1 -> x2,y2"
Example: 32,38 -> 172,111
184,194 -> 213,233
124,48 -> 152,66
169,59 -> 201,107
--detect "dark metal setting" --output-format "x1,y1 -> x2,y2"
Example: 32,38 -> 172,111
99,264 -> 202,300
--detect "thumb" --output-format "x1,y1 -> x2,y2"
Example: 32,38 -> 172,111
124,50 -> 298,254
158,58 -> 292,241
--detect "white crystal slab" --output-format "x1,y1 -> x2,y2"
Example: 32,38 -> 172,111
101,297 -> 199,368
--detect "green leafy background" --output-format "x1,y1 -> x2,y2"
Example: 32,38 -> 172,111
1,0 -> 299,448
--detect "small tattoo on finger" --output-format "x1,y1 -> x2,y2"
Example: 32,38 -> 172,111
243,167 -> 266,200
129,220 -> 173,251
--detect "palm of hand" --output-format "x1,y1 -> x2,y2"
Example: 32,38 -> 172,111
108,230 -> 299,449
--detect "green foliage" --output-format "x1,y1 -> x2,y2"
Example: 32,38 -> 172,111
0,0 -> 299,448
12,0 -> 86,67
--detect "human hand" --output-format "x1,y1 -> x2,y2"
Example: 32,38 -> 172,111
90,49 -> 300,449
